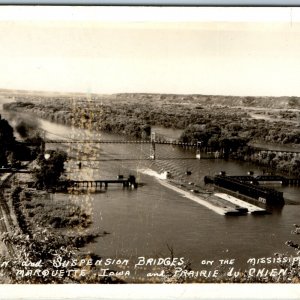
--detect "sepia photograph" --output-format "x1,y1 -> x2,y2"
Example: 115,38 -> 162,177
0,6 -> 300,294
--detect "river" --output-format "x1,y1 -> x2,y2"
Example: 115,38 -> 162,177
1,98 -> 300,282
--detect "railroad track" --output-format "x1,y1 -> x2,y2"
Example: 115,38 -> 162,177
0,181 -> 16,257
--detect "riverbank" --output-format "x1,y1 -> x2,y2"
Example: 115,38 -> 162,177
0,169 -> 117,283
4,93 -> 300,145
4,100 -> 300,178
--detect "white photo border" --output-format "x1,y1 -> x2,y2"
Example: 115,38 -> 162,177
0,5 -> 300,300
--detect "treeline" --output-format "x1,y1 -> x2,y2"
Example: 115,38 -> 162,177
3,95 -> 300,176
4,97 -> 300,145
251,151 -> 300,177
180,119 -> 300,146
179,122 -> 300,176
230,148 -> 300,177
4,101 -> 152,139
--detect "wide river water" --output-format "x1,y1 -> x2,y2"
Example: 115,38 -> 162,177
1,98 -> 300,282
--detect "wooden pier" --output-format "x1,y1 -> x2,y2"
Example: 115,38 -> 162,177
61,175 -> 138,190
0,168 -> 31,174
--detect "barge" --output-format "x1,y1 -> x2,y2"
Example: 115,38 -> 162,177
204,174 -> 285,206
208,194 -> 249,216
214,193 -> 267,215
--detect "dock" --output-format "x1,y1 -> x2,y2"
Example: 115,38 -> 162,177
0,168 -> 31,174
60,175 -> 138,190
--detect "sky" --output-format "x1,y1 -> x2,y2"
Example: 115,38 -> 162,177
1,7 -> 300,97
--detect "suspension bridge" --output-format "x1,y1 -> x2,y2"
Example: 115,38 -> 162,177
42,131 -> 207,160
44,139 -> 198,146
40,129 -> 300,160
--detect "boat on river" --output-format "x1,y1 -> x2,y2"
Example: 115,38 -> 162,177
204,174 -> 285,206
214,193 -> 267,215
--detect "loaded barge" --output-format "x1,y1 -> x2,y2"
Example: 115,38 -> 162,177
142,169 -> 269,216
204,173 -> 285,206
159,178 -> 266,216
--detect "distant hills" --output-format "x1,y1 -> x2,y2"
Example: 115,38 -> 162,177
0,88 -> 299,109
114,93 -> 300,109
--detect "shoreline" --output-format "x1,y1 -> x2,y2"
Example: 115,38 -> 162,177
0,167 -> 111,283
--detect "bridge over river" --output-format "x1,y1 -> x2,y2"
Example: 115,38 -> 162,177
45,139 -> 197,146
44,138 -> 300,158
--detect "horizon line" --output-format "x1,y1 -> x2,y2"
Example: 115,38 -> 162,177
0,87 -> 299,99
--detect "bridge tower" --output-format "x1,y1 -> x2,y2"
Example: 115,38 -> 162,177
196,141 -> 201,159
150,132 -> 156,159
40,129 -> 46,154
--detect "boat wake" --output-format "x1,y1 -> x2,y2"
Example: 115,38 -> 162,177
138,168 -> 169,180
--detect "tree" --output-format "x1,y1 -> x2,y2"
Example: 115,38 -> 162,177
180,124 -> 209,144
33,150 -> 67,189
219,136 -> 249,159
141,124 -> 151,139
6,151 -> 21,168
0,114 -> 15,166
25,133 -> 44,159
290,158 -> 300,177
15,120 -> 37,138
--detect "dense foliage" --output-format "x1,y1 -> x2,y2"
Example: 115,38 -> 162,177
33,150 -> 67,189
0,186 -> 106,283
4,94 -> 300,145
3,93 -> 300,176
242,150 -> 300,177
0,114 -> 15,166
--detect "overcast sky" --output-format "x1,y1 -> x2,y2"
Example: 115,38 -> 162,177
0,7 -> 300,96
